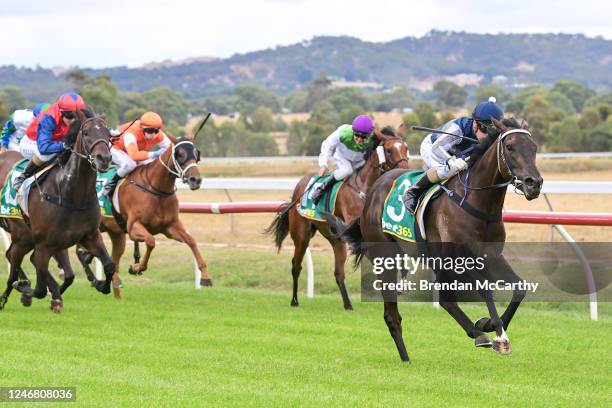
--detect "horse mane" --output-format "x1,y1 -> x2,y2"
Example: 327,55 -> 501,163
468,117 -> 522,166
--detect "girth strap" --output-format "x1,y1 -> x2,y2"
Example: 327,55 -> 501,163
128,179 -> 175,197
440,185 -> 502,223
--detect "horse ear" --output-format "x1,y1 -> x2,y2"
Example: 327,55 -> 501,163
520,119 -> 529,130
491,117 -> 505,131
374,128 -> 387,141
396,123 -> 405,139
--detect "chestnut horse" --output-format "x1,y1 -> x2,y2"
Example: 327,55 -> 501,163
77,137 -> 208,299
0,110 -> 115,312
266,126 -> 410,310
325,118 -> 543,361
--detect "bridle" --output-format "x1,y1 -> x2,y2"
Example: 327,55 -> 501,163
376,139 -> 409,172
66,116 -> 111,170
157,140 -> 200,183
457,128 -> 535,192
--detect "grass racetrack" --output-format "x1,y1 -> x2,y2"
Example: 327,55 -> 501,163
1,278 -> 609,407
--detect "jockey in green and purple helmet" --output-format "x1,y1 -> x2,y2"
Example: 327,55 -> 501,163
310,114 -> 375,205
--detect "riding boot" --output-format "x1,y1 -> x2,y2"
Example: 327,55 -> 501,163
312,177 -> 337,205
102,174 -> 121,197
402,173 -> 436,214
13,160 -> 42,191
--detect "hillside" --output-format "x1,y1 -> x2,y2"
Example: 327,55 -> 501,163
1,31 -> 610,102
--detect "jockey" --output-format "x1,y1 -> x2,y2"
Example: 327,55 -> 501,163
14,93 -> 85,190
0,102 -> 51,153
102,111 -> 171,197
310,114 -> 374,205
402,97 -> 504,213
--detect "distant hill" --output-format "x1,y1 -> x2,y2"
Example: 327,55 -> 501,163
2,31 -> 610,102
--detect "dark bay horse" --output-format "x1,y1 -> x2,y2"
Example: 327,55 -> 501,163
266,126 -> 410,310
0,110 -> 115,312
77,137 -> 206,299
325,118 -> 543,361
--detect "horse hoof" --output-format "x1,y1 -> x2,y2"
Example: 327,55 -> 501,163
475,317 -> 493,332
290,299 -> 299,307
128,265 -> 138,275
95,281 -> 111,295
112,280 -> 123,289
12,280 -> 31,293
49,300 -> 64,313
0,296 -> 7,310
344,304 -> 353,311
200,278 -> 213,287
474,334 -> 492,348
493,339 -> 512,355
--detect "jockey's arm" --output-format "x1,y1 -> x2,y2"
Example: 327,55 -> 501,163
0,115 -> 15,148
156,133 -> 171,155
318,127 -> 342,168
123,133 -> 151,161
37,115 -> 64,155
429,126 -> 464,167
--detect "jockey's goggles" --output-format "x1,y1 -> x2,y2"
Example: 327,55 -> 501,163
353,131 -> 371,139
143,128 -> 160,134
61,111 -> 77,119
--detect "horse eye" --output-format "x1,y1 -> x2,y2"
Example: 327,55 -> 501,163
507,145 -> 514,152
387,149 -> 392,154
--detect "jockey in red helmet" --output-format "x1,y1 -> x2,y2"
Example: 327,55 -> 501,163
14,92 -> 86,190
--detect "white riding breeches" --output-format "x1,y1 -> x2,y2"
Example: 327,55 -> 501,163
420,137 -> 454,179
332,154 -> 364,180
111,147 -> 138,177
19,136 -> 57,162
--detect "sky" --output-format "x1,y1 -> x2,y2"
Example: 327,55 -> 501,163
1,0 -> 610,68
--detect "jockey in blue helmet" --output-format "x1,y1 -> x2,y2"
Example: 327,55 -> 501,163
0,102 -> 51,153
310,114 -> 375,205
402,97 -> 504,213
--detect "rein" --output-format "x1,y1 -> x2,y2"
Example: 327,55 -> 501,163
66,116 -> 111,170
442,128 -> 535,223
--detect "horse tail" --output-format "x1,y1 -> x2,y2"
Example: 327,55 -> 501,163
321,212 -> 365,267
265,201 -> 295,252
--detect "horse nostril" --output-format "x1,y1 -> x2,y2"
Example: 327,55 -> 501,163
524,177 -> 536,187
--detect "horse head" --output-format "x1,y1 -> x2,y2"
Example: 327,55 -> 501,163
372,125 -> 410,171
491,117 -> 543,200
73,110 -> 112,171
172,137 -> 202,190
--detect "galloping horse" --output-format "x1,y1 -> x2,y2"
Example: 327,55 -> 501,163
325,118 -> 543,361
266,126 -> 410,309
0,110 -> 115,312
77,137 -> 207,299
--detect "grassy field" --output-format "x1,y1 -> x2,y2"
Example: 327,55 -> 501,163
0,281 -> 610,407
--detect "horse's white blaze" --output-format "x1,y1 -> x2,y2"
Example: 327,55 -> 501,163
394,142 -> 402,151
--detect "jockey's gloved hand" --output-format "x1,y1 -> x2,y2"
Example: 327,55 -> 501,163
148,150 -> 163,159
109,129 -> 121,137
447,157 -> 468,173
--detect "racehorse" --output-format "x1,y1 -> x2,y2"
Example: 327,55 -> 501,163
324,118 -> 542,361
76,136 -> 207,299
266,126 -> 410,310
0,110 -> 115,312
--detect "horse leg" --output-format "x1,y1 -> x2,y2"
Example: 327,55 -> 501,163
80,231 -> 115,295
76,245 -> 97,285
383,301 -> 410,362
56,250 -> 75,295
439,289 -> 492,348
479,288 -> 511,354
164,220 -> 211,287
108,230 -> 126,299
30,246 -> 62,313
331,241 -> 352,310
127,222 -> 155,275
288,215 -> 312,307
475,256 -> 526,333
1,243 -> 28,310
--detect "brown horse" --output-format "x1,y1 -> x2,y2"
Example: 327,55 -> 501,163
325,118 -> 543,361
77,137 -> 208,299
0,110 -> 115,312
266,126 -> 410,309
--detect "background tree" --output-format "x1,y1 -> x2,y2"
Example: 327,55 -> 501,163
0,96 -> 10,125
433,80 -> 467,110
142,87 -> 191,125
474,84 -> 510,108
304,76 -> 332,111
552,80 -> 596,112
0,86 -> 26,111
80,75 -> 120,126
233,84 -> 280,114
523,95 -> 553,144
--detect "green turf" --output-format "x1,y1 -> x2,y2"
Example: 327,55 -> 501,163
0,279 -> 609,407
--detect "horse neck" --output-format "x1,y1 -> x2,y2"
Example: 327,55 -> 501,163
459,138 -> 508,215
140,144 -> 176,192
354,150 -> 381,191
58,134 -> 97,203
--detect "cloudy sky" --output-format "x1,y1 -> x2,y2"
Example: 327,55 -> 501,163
1,0 -> 610,68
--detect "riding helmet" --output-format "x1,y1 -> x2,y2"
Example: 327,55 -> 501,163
472,96 -> 504,122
